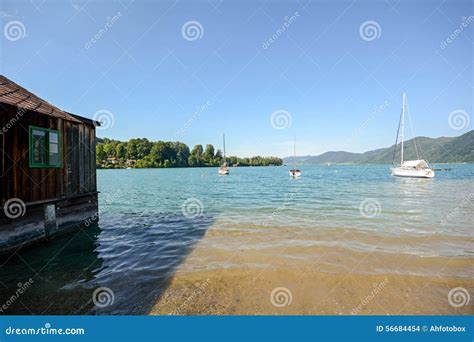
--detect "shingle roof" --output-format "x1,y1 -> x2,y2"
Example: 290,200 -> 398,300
0,75 -> 82,123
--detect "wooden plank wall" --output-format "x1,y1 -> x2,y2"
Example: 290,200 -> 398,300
1,104 -> 97,205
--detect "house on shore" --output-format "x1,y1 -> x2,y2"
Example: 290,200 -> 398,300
0,75 -> 100,253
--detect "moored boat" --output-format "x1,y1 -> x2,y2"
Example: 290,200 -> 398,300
289,136 -> 301,178
289,169 -> 301,177
391,160 -> 434,178
219,166 -> 229,175
218,133 -> 230,175
390,93 -> 434,179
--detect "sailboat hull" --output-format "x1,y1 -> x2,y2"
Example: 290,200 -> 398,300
391,167 -> 434,178
289,170 -> 301,178
218,167 -> 229,175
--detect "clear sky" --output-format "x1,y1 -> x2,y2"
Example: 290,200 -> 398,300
1,0 -> 472,157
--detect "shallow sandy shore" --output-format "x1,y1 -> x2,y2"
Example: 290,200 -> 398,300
150,268 -> 473,315
150,224 -> 474,315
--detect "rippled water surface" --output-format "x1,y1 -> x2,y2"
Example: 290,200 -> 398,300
1,164 -> 472,314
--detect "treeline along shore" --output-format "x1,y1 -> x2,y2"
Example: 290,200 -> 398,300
96,138 -> 283,169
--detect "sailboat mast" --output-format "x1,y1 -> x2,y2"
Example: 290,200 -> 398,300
293,136 -> 296,157
400,93 -> 405,165
223,133 -> 226,160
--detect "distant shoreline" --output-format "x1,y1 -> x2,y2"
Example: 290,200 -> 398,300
287,162 -> 473,166
283,130 -> 473,165
97,164 -> 283,170
97,162 -> 472,170
97,138 -> 282,169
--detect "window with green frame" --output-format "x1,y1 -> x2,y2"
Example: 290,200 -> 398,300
29,126 -> 62,168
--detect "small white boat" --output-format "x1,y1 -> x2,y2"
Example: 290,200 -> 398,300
289,169 -> 301,178
391,160 -> 434,178
390,93 -> 434,179
218,166 -> 229,175
218,133 -> 229,175
289,136 -> 301,178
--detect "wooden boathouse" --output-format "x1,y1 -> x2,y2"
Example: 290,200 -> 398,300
0,75 -> 99,253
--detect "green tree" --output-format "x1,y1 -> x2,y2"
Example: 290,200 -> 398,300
189,144 -> 204,166
96,138 -> 283,168
163,142 -> 177,164
116,143 -> 126,159
215,149 -> 222,160
191,144 -> 203,157
188,154 -> 200,167
96,144 -> 106,162
136,138 -> 152,159
150,141 -> 167,166
204,144 -> 215,164
103,143 -> 115,158
126,139 -> 139,159
172,142 -> 190,167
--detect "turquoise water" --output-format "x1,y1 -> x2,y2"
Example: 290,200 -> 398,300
1,164 -> 472,314
99,164 -> 473,238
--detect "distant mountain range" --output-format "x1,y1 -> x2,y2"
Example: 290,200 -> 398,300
283,130 -> 474,164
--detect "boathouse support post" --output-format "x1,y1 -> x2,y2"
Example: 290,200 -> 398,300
44,204 -> 58,237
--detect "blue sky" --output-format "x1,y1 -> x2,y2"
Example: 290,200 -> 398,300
1,0 -> 472,157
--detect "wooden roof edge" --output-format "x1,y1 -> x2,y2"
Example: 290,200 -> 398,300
67,112 -> 101,127
0,74 -> 82,123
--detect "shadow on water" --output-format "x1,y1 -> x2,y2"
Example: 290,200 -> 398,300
0,213 -> 214,315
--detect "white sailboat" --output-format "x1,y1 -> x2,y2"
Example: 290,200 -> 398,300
390,93 -> 434,178
218,133 -> 230,175
289,136 -> 301,178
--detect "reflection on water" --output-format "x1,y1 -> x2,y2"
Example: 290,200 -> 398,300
0,164 -> 472,314
0,214 -> 213,315
0,225 -> 101,314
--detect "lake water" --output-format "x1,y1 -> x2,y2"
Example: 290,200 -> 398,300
1,164 -> 473,314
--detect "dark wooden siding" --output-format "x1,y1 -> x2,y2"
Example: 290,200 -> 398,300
1,103 -> 97,205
